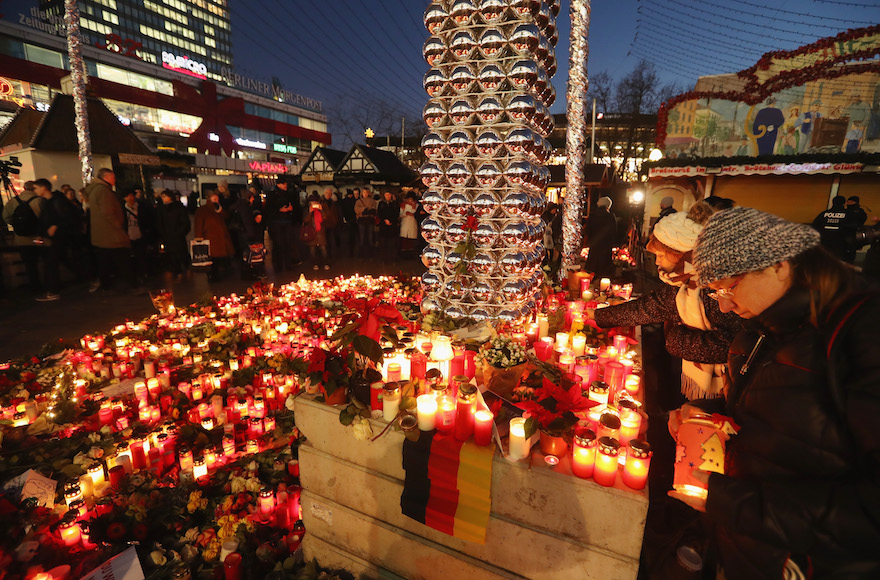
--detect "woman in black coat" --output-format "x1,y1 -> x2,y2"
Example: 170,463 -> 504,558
671,207 -> 880,579
156,190 -> 191,280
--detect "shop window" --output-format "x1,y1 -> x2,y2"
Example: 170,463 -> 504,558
0,37 -> 26,60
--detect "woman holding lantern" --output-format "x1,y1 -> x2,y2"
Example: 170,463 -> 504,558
669,207 -> 880,579
585,202 -> 742,401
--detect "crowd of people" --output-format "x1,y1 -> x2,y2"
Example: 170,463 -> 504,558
0,173 -> 433,302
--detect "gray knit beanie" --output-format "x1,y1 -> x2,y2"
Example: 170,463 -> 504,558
693,207 -> 820,286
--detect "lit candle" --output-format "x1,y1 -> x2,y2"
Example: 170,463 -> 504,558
622,439 -> 652,490
605,361 -> 626,401
571,428 -> 598,479
147,377 -> 161,400
613,334 -> 628,352
144,360 -> 156,379
133,381 -> 148,404
618,399 -> 642,449
453,384 -> 477,441
571,334 -> 587,356
370,381 -> 384,412
382,383 -> 401,422
588,381 -> 609,405
599,278 -> 611,292
558,353 -> 575,372
193,456 -> 208,481
555,332 -> 569,351
116,442 -> 133,474
223,435 -> 236,457
474,410 -> 494,446
436,395 -> 456,434
59,517 -> 81,547
508,417 -> 529,461
625,374 -> 641,396
259,487 -> 275,517
598,412 -> 621,442
98,406 -> 113,426
178,446 -> 194,471
64,483 -> 83,507
534,338 -> 554,362
537,313 -> 549,338
386,363 -> 402,382
417,394 -> 438,431
594,437 -> 620,487
263,416 -> 275,432
246,439 -> 259,454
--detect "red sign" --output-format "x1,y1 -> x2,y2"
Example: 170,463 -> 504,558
249,161 -> 288,174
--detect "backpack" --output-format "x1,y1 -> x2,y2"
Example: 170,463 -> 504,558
11,195 -> 41,237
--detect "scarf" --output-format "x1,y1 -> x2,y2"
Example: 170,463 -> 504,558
660,261 -> 726,399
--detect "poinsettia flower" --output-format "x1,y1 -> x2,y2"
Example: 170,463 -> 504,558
307,349 -> 327,374
345,297 -> 405,341
463,215 -> 479,232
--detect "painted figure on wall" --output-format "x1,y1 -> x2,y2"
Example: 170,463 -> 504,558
844,120 -> 864,153
794,110 -> 820,153
752,98 -> 785,155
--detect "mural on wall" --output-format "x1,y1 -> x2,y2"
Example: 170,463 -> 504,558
658,26 -> 880,159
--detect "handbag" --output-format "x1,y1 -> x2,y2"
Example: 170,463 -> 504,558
300,223 -> 317,243
190,238 -> 212,267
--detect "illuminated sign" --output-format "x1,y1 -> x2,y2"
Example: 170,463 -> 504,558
208,133 -> 267,150
161,52 -> 207,79
273,143 -> 298,154
649,162 -> 865,177
219,67 -> 323,112
249,161 -> 288,174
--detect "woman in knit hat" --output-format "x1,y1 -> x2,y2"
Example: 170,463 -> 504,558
586,202 -> 742,400
669,207 -> 880,579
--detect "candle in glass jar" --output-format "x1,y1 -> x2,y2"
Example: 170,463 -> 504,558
386,363 -> 402,382
558,353 -> 575,372
618,399 -> 642,445
59,517 -> 82,547
436,395 -> 456,434
571,428 -> 598,479
453,384 -> 477,441
537,313 -> 549,338
571,334 -> 587,356
588,381 -> 609,405
599,278 -> 611,292
594,437 -> 620,487
508,417 -> 529,460
613,334 -> 628,352
98,406 -> 113,426
134,381 -> 148,404
474,410 -> 494,446
416,394 -> 438,431
555,332 -> 569,351
625,374 -> 641,396
623,440 -> 652,490
258,487 -> 275,517
87,462 -> 105,488
382,383 -> 401,422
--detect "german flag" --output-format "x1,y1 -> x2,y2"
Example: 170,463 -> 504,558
400,431 -> 495,544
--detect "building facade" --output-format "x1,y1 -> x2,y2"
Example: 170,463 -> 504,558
0,1 -> 330,192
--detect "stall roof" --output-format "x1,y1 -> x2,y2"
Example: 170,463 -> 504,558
0,94 -> 151,155
335,144 -> 417,183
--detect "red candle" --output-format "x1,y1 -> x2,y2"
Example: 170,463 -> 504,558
148,448 -> 162,474
224,553 -> 243,580
534,340 -> 553,362
108,465 -> 125,489
98,407 -> 113,426
474,410 -> 494,446
605,361 -> 626,402
594,437 -> 620,487
370,381 -> 384,412
411,350 -> 427,380
571,428 -> 598,479
453,384 -> 477,441
130,441 -> 147,471
623,440 -> 652,490
450,343 -> 465,378
436,395 -> 456,434
464,350 -> 476,380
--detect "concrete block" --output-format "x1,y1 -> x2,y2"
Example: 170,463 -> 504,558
300,444 -> 641,579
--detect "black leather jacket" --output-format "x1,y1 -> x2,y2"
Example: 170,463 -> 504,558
699,288 -> 880,579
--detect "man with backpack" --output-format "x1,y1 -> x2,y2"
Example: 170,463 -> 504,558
2,180 -> 47,297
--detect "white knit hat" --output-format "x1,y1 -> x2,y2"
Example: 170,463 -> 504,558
653,211 -> 703,253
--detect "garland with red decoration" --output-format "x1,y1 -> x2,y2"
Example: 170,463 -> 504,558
656,25 -> 880,148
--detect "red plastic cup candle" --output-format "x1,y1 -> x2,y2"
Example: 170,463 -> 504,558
450,343 -> 465,378
571,428 -> 597,479
618,399 -> 642,445
370,381 -> 384,412
59,517 -> 81,547
474,409 -> 494,446
453,383 -> 477,441
613,334 -> 628,353
386,363 -> 402,382
246,439 -> 260,454
436,395 -> 456,434
98,406 -> 113,426
623,440 -> 653,490
108,465 -> 125,489
416,394 -> 437,431
534,338 -> 553,362
594,437 -> 621,487
224,553 -> 243,580
605,361 -> 626,401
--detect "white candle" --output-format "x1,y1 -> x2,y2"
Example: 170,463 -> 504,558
600,278 -> 611,292
555,332 -> 569,351
508,417 -> 529,461
144,360 -> 156,379
417,394 -> 438,431
571,334 -> 587,356
537,314 -> 549,338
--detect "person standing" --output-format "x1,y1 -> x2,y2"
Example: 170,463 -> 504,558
231,190 -> 267,280
340,188 -> 358,258
156,190 -> 191,281
321,187 -> 341,258
377,191 -> 399,260
31,179 -> 61,301
122,190 -> 150,283
670,207 -> 880,579
2,181 -> 44,296
264,180 -> 301,273
303,195 -> 329,270
86,168 -> 138,293
844,195 -> 869,264
811,195 -> 849,261
194,191 -> 235,282
399,192 -> 419,257
354,187 -> 377,258
583,196 -> 617,281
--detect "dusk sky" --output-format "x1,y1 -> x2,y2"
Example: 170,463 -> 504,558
3,0 -> 879,145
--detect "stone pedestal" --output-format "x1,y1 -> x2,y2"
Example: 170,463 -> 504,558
296,396 -> 649,580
